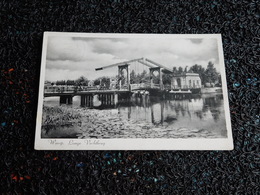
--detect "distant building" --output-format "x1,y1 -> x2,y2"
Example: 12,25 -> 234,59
88,80 -> 94,87
171,73 -> 201,89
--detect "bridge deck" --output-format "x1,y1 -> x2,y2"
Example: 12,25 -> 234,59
44,90 -> 130,97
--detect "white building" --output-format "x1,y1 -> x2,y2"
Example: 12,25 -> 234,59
171,73 -> 201,89
88,80 -> 94,87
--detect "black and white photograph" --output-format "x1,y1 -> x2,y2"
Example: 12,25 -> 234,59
35,32 -> 233,150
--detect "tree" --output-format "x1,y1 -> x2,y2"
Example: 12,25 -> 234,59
130,70 -> 137,83
177,67 -> 183,74
173,67 -> 177,74
75,76 -> 89,86
189,64 -> 206,84
140,70 -> 149,83
66,80 -> 75,85
94,79 -> 101,86
218,74 -> 222,86
189,64 -> 204,73
130,70 -> 149,84
94,77 -> 110,88
162,72 -> 172,85
56,80 -> 66,85
203,61 -> 219,85
101,77 -> 110,88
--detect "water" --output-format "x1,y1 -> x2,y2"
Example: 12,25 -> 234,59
43,94 -> 227,138
117,94 -> 227,138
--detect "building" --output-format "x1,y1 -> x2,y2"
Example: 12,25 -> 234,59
88,80 -> 94,87
171,73 -> 201,90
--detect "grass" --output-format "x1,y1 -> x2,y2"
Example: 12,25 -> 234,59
42,105 -> 82,128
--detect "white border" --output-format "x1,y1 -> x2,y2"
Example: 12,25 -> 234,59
35,32 -> 233,150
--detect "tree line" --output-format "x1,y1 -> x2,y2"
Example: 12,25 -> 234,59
187,61 -> 221,85
129,61 -> 221,86
52,61 -> 220,87
55,76 -> 111,88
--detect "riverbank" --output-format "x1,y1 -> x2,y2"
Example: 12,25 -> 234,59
201,87 -> 222,94
42,104 -> 225,139
41,105 -> 82,138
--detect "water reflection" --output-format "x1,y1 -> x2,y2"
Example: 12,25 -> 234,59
117,94 -> 226,137
43,93 -> 227,138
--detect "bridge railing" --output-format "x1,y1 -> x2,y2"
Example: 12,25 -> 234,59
171,85 -> 201,89
164,84 -> 171,90
130,83 -> 152,90
151,84 -> 160,89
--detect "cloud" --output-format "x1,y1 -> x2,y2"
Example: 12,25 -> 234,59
46,36 -> 91,62
45,35 -> 220,81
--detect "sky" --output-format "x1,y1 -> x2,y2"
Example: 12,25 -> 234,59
45,35 -> 220,81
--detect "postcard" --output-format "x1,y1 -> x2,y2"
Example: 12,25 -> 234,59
35,32 -> 233,150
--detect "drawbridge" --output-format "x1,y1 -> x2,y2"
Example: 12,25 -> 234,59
95,57 -> 172,91
43,58 -> 177,108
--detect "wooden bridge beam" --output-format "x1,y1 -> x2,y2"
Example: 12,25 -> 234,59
118,64 -> 130,90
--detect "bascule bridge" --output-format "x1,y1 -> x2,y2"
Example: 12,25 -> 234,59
95,57 -> 173,91
44,58 -> 177,107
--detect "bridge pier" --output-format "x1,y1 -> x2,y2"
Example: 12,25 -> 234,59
114,93 -> 118,105
80,95 -> 85,106
60,95 -> 73,105
80,92 -> 119,108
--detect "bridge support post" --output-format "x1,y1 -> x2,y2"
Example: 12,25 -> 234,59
60,95 -> 73,105
149,67 -> 162,90
114,93 -> 118,106
80,93 -> 121,108
159,68 -> 163,90
81,95 -> 85,106
118,64 -> 130,90
150,70 -> 153,88
60,96 -> 66,104
68,96 -> 72,104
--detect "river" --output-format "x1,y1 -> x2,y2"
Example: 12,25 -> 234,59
42,93 -> 227,138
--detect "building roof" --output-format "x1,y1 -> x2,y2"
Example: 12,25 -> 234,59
173,72 -> 200,77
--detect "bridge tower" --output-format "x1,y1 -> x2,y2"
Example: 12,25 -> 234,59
95,57 -> 172,91
118,64 -> 130,90
149,67 -> 163,90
